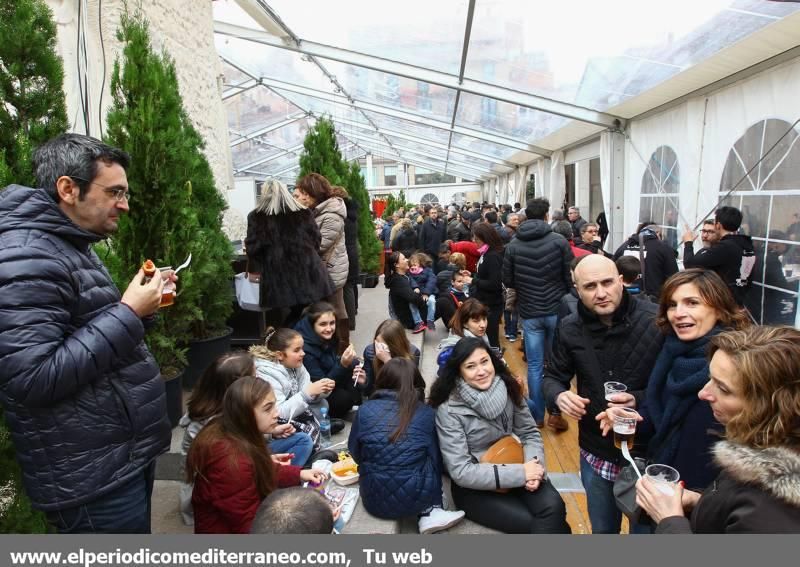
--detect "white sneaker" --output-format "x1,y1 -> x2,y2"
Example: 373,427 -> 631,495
418,506 -> 466,534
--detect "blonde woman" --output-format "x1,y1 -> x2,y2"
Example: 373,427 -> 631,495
245,179 -> 333,325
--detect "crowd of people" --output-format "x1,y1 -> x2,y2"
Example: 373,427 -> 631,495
0,133 -> 798,536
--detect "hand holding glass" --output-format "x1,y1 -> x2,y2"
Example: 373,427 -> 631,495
645,464 -> 681,496
604,381 -> 627,402
610,407 -> 639,450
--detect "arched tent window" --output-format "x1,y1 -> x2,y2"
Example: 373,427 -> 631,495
451,191 -> 466,205
718,119 -> 800,326
639,146 -> 680,250
420,193 -> 439,205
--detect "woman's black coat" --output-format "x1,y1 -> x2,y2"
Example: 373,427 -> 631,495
245,208 -> 334,309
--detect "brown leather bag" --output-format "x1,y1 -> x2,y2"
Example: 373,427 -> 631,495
480,436 -> 524,493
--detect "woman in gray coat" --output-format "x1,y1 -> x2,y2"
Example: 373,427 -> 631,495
430,337 -> 570,533
294,173 -> 351,349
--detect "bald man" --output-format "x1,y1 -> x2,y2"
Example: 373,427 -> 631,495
543,255 -> 663,533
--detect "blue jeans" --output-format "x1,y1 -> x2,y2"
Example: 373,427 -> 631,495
521,314 -> 558,423
46,461 -> 155,533
503,309 -> 518,337
409,295 -> 436,324
270,432 -> 314,466
580,456 -> 621,534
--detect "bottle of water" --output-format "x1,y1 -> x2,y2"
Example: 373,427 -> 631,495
319,407 -> 332,448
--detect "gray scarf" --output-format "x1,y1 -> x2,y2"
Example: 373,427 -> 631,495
456,376 -> 507,420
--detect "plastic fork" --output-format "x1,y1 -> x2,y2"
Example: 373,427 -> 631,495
174,253 -> 192,275
621,440 -> 642,480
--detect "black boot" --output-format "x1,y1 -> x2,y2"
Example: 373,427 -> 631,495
330,418 -> 346,435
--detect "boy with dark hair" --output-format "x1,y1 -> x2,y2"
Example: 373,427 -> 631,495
615,256 -> 643,296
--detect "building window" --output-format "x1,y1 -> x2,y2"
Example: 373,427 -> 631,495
719,119 -> 800,326
414,167 -> 455,185
383,166 -> 397,186
639,145 -> 680,250
360,166 -> 378,185
417,82 -> 432,113
420,193 -> 439,205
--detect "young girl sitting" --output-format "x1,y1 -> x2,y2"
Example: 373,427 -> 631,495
361,319 -> 421,396
179,352 -> 260,525
408,252 -> 438,331
437,298 -> 491,373
251,326 -> 336,458
348,358 -> 465,534
295,302 -> 366,420
179,352 -> 314,525
187,377 -> 326,534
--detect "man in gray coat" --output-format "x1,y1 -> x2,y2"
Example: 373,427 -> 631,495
0,134 -> 172,532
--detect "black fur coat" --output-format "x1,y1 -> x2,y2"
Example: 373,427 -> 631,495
245,208 -> 335,309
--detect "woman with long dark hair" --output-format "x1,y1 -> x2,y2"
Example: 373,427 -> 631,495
245,179 -> 333,326
470,223 -> 505,348
294,302 -> 364,421
186,377 -> 325,533
361,319 -> 421,396
431,338 -> 570,533
349,358 -> 465,533
636,326 -> 800,533
385,251 -> 428,331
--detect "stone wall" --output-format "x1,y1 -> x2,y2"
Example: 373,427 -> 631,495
47,0 -> 234,194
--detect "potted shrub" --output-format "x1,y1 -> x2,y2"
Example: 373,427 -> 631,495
103,9 -> 232,419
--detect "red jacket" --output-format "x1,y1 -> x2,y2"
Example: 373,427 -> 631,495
192,439 -> 302,534
449,241 -> 480,273
570,242 -> 592,258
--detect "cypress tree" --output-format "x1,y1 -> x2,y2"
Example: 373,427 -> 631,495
346,160 -> 382,274
0,0 -> 66,532
103,8 -> 231,374
0,0 -> 68,188
299,116 -> 382,274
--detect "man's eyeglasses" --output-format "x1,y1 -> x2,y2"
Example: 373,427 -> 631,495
69,176 -> 131,202
700,229 -> 715,235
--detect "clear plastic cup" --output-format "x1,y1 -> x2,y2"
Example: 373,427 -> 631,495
159,266 -> 175,307
604,381 -> 627,402
610,407 -> 639,450
645,464 -> 680,495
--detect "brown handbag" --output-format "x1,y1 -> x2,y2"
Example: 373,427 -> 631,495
480,436 -> 524,493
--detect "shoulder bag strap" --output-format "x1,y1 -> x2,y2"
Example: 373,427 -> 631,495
638,233 -> 647,293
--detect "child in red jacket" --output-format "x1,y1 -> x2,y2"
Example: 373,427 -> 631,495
186,377 -> 326,533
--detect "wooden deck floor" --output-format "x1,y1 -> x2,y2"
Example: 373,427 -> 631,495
500,329 -> 630,535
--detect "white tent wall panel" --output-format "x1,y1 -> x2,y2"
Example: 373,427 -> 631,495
623,55 -> 800,254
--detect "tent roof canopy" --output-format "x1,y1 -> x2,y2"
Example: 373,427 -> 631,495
215,0 -> 800,182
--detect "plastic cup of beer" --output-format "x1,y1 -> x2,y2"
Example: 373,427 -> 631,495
611,407 -> 639,450
604,381 -> 627,402
159,266 -> 176,307
645,464 -> 680,495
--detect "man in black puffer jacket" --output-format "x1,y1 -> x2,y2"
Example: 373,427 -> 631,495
0,134 -> 171,533
503,198 -> 574,430
543,254 -> 663,534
